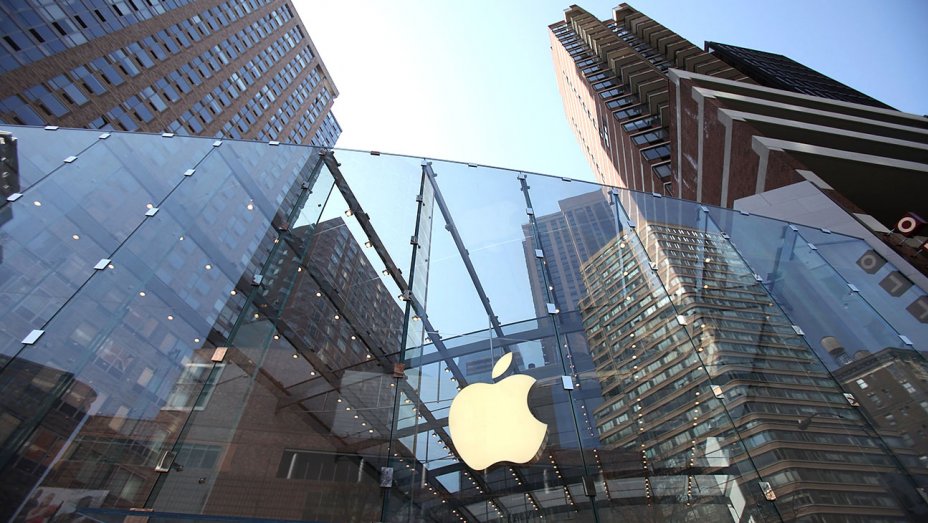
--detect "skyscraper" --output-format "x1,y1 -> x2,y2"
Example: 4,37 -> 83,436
549,4 -> 751,193
551,3 -> 928,280
0,0 -> 340,147
578,218 -> 922,521
705,42 -> 894,110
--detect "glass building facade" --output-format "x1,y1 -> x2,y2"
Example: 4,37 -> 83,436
1,125 -> 927,522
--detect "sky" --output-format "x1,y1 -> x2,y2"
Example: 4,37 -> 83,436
296,0 -> 928,183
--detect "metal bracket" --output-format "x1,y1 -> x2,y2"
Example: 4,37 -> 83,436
759,481 -> 776,501
154,450 -> 177,472
22,329 -> 44,344
211,347 -> 228,362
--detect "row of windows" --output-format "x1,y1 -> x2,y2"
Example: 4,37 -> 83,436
2,2 -> 295,131
611,24 -> 673,71
283,86 -> 334,144
631,128 -> 668,146
0,0 -> 277,73
222,45 -> 318,141
309,113 -> 342,148
161,28 -> 307,137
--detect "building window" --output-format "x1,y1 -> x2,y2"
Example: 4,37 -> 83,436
606,95 -> 637,109
623,115 -> 659,133
632,129 -> 668,146
613,105 -> 643,121
641,144 -> 670,162
653,163 -> 672,180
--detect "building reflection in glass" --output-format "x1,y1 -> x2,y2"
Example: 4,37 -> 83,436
0,126 -> 925,522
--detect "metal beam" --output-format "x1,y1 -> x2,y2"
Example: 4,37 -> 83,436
422,162 -> 507,342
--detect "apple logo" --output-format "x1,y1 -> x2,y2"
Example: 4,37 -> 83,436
448,352 -> 548,470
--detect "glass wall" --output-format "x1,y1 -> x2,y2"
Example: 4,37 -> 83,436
1,126 -> 926,522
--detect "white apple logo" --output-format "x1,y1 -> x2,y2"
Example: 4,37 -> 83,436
448,352 -> 548,470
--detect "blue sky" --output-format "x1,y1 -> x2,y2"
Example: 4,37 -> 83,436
297,0 -> 928,182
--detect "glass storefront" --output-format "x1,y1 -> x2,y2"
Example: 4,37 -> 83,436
1,126 -> 926,522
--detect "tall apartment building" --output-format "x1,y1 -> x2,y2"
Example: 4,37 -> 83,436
549,4 -> 750,193
705,42 -> 893,110
0,0 -> 340,147
578,219 -> 925,521
552,3 -> 928,279
521,190 -> 615,318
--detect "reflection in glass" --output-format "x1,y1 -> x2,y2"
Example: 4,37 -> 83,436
0,127 -> 925,522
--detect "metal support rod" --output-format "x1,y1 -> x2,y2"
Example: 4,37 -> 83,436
422,162 -> 506,341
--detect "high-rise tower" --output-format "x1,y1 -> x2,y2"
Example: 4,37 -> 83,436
551,4 -> 928,279
0,0 -> 340,146
549,4 -> 750,192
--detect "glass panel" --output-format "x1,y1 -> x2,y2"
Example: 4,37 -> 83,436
1,125 -> 104,192
0,132 -> 322,520
1,131 -> 926,522
0,131 -> 215,359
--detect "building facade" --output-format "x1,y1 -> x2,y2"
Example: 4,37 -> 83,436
1,125 -> 927,521
579,214 -> 922,521
551,3 -> 928,292
704,42 -> 893,110
550,6 -> 927,259
549,4 -> 750,192
0,0 -> 340,146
